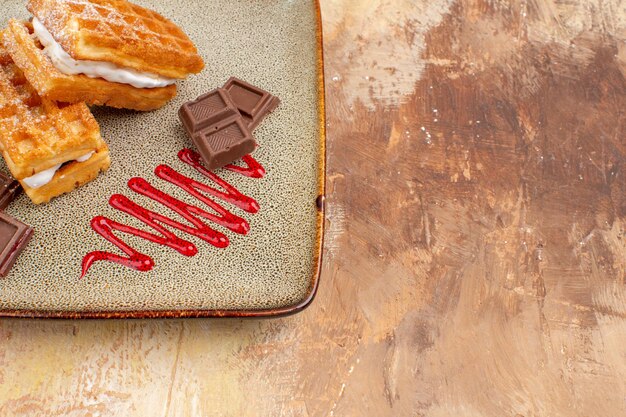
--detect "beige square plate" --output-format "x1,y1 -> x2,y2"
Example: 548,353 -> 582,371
0,0 -> 325,318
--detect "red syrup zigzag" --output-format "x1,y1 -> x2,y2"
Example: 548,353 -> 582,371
80,149 -> 265,279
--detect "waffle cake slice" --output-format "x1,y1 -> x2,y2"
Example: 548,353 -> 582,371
1,0 -> 204,111
3,19 -> 177,111
0,41 -> 110,204
28,0 -> 204,78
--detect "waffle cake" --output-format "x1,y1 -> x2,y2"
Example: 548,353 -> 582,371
3,0 -> 205,111
0,41 -> 110,204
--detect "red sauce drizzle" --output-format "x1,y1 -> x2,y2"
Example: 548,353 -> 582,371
224,155 -> 265,178
80,149 -> 263,278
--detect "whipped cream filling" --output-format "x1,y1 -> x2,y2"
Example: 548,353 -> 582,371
76,151 -> 94,162
23,163 -> 62,189
22,152 -> 95,189
32,18 -> 177,89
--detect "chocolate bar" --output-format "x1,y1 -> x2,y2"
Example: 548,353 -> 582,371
179,79 -> 280,170
223,77 -> 280,131
0,171 -> 21,210
0,211 -> 33,277
193,118 -> 256,171
179,88 -> 239,135
179,88 -> 256,171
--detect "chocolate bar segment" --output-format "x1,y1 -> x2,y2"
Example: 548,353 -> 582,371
0,171 -> 21,210
223,77 -> 280,131
179,88 -> 238,134
0,212 -> 33,277
179,87 -> 257,171
179,80 -> 280,170
193,118 -> 256,171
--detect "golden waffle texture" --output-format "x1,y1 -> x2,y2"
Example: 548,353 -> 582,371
3,19 -> 177,111
20,145 -> 110,204
0,41 -> 110,204
28,0 -> 205,78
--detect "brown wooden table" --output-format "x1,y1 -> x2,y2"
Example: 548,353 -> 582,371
1,1 -> 624,415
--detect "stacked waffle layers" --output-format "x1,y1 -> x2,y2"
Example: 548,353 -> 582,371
0,42 -> 110,204
2,0 -> 204,111
28,0 -> 204,78
3,19 -> 176,111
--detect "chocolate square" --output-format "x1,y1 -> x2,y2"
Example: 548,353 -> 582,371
0,212 -> 33,277
179,79 -> 280,170
179,88 -> 258,171
223,77 -> 280,130
0,171 -> 21,210
179,88 -> 238,135
192,118 -> 256,171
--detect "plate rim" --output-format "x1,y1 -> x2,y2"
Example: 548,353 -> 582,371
0,0 -> 326,319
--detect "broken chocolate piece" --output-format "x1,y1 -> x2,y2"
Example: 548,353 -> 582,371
0,171 -> 21,210
179,88 -> 256,171
223,77 -> 280,131
179,88 -> 239,135
194,118 -> 256,171
0,211 -> 33,277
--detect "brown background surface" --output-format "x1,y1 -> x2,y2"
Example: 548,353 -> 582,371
1,0 -> 625,415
